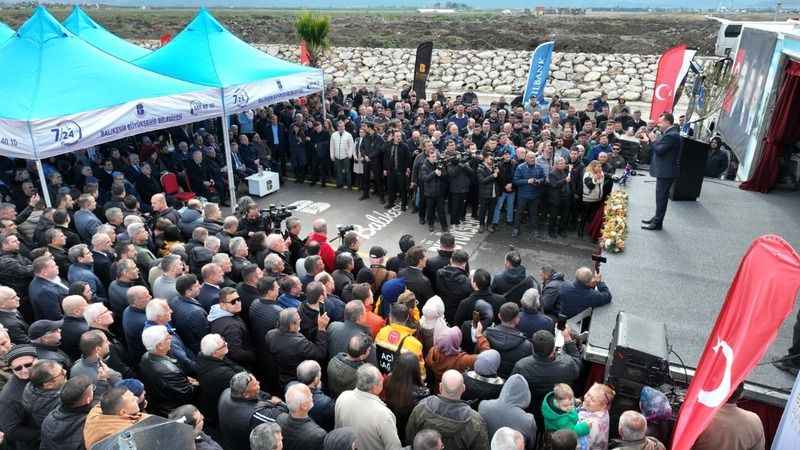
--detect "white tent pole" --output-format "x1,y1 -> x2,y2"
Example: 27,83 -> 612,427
220,88 -> 237,209
321,71 -> 327,119
35,159 -> 52,208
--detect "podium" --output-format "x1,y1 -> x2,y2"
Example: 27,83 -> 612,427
670,136 -> 709,201
246,171 -> 280,197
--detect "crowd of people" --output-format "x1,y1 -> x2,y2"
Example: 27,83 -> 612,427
0,84 -> 764,450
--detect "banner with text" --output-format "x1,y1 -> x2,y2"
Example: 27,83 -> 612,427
671,235 -> 800,450
222,70 -> 324,115
772,372 -> 800,450
522,41 -> 554,110
649,44 -> 696,121
412,41 -> 434,100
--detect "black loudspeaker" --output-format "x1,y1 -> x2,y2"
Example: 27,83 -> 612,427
604,311 -> 671,388
91,415 -> 195,450
670,136 -> 709,201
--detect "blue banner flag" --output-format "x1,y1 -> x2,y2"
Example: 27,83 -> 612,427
772,371 -> 800,450
522,41 -> 554,109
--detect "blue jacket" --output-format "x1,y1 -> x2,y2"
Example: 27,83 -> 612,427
169,296 -> 209,355
650,126 -> 681,179
585,143 -> 612,164
277,293 -> 301,309
73,210 -> 102,242
123,306 -> 147,363
558,280 -> 612,319
29,277 -> 68,321
144,321 -> 198,375
324,294 -> 345,323
512,162 -> 546,200
198,283 -> 221,312
68,263 -> 107,298
518,310 -> 555,339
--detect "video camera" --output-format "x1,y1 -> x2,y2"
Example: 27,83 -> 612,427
330,224 -> 355,243
260,204 -> 298,234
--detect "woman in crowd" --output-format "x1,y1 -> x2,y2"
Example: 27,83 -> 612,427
580,160 -> 606,238
382,352 -> 430,445
425,324 -> 490,386
462,348 -> 504,408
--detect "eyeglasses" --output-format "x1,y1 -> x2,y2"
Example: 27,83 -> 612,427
11,362 -> 33,372
223,297 -> 240,305
46,368 -> 66,383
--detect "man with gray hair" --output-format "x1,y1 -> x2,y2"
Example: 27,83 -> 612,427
211,253 -> 236,288
109,259 -> 139,318
90,231 -> 115,288
263,253 -> 286,279
296,359 -> 334,431
276,383 -> 326,450
250,422 -> 282,450
195,333 -> 243,427
406,369 -> 489,450
266,307 -> 329,388
611,410 -> 666,450
67,244 -> 106,299
335,363 -> 402,450
557,266 -> 612,319
229,236 -> 250,283
518,288 -> 554,339
144,298 -> 197,375
152,254 -> 184,301
218,371 -> 285,450
138,325 -> 197,416
491,427 -> 524,450
122,285 -> 151,362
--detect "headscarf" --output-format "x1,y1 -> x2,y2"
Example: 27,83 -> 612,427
474,349 -> 501,377
420,295 -> 448,341
379,277 -> 406,317
435,326 -> 463,357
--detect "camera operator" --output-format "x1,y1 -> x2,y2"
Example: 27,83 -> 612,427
476,152 -> 500,233
445,146 -> 474,227
239,203 -> 269,237
335,231 -> 365,275
420,148 -> 449,232
383,130 -> 412,211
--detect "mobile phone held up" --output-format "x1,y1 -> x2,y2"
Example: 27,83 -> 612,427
472,311 -> 480,328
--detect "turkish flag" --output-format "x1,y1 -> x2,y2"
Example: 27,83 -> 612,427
650,44 -> 695,121
159,33 -> 172,47
671,235 -> 800,450
299,40 -> 311,66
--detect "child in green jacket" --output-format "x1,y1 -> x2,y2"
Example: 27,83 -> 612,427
541,383 -> 591,436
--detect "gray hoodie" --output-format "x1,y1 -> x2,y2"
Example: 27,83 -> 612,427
207,304 -> 234,322
478,373 -> 537,450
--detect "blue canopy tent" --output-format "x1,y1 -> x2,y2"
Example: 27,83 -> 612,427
135,8 -> 324,206
0,6 -> 222,206
63,5 -> 151,62
0,21 -> 13,45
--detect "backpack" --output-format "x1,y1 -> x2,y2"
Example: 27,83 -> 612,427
375,334 -> 410,375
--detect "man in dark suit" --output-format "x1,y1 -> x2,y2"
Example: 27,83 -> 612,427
397,246 -> 434,309
383,130 -> 412,210
264,114 -> 288,177
642,112 -> 681,231
29,256 -> 69,321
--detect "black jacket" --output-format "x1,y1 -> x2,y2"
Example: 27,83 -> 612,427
236,282 -> 260,327
484,324 -> 534,379
511,342 -> 582,420
138,352 -> 196,416
383,142 -> 412,174
248,298 -> 282,371
0,309 -> 29,344
266,328 -> 328,389
59,316 -> 89,361
453,289 -> 507,327
0,250 -> 33,298
398,266 -> 434,308
22,383 -> 60,428
649,126 -> 681,179
91,327 -> 135,379
420,159 -> 447,198
196,354 -> 244,425
217,389 -> 287,450
491,266 -> 527,296
462,373 -> 504,408
33,343 -> 71,370
447,162 -> 473,194
299,302 -> 322,341
40,403 -> 92,450
208,310 -> 256,368
326,353 -> 363,399
332,269 -> 354,298
436,266 -> 472,324
477,163 -> 498,199
0,377 -> 39,450
540,273 -> 565,316
424,249 -> 454,293
169,296 -> 209,355
276,413 -> 327,450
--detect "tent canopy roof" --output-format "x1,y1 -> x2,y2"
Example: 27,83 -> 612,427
135,8 -> 317,88
0,6 -> 213,121
63,5 -> 150,62
0,21 -> 13,43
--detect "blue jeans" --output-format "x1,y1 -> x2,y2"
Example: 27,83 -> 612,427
493,191 -> 515,224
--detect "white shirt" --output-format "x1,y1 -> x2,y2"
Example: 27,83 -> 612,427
330,131 -> 355,161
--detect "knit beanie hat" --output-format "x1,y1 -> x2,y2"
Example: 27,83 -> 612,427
115,378 -> 145,397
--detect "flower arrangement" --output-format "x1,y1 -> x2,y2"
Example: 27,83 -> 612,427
600,190 -> 629,253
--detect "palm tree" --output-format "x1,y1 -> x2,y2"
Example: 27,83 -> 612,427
294,11 -> 331,68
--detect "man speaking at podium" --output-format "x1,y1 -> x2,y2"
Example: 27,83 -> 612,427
641,112 -> 681,231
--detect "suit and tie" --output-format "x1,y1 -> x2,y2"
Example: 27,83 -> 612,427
29,276 -> 69,320
647,125 -> 681,228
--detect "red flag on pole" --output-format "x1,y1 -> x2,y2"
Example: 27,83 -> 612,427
671,235 -> 800,450
650,44 -> 695,121
299,40 -> 311,66
159,33 -> 172,47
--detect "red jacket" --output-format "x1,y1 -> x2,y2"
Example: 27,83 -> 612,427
306,231 -> 335,272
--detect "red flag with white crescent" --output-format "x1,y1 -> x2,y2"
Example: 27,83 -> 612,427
671,235 -> 800,450
299,40 -> 311,66
650,44 -> 696,121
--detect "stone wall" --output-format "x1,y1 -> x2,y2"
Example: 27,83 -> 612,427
139,40 -> 711,102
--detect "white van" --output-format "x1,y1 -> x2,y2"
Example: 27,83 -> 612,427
708,16 -> 800,57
